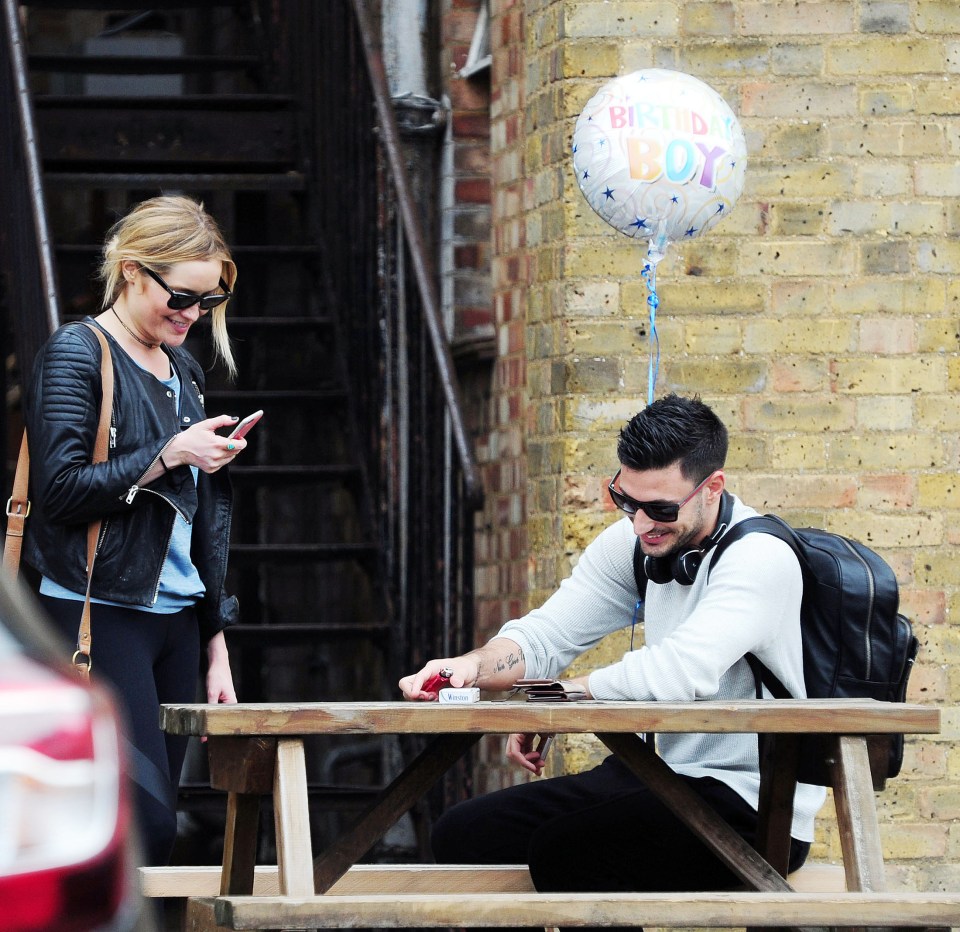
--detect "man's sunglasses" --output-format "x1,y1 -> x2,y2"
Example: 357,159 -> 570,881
142,266 -> 232,312
607,469 -> 713,523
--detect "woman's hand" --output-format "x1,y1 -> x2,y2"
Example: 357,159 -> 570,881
164,414 -> 247,474
205,631 -> 237,704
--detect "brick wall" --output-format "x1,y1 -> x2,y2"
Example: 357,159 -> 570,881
474,0 -> 960,886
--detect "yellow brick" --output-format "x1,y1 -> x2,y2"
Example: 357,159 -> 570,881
682,318 -> 743,354
771,357 -> 831,392
678,41 -> 769,76
564,2 -> 679,38
914,551 -> 960,587
637,280 -> 767,315
950,356 -> 960,391
829,277 -> 945,314
743,395 -> 855,431
740,241 -> 856,277
734,474 -> 858,510
829,38 -> 944,74
769,203 -> 826,235
854,395 -> 915,433
567,320 -> 648,356
916,80 -> 960,115
917,395 -> 960,430
748,162 -> 857,198
825,432 -> 944,470
833,357 -> 946,394
566,241 -> 654,278
879,823 -> 949,860
741,1 -> 854,34
918,318 -> 960,353
651,358 -> 769,394
917,1 -> 960,32
918,474 -> 960,509
825,511 -> 943,548
681,1 -> 736,35
769,435 -> 830,471
744,319 -> 853,353
772,281 -> 830,316
560,40 -> 620,78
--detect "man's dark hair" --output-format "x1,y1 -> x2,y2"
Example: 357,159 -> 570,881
617,393 -> 728,481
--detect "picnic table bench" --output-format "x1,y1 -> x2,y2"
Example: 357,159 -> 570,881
157,699 -> 959,930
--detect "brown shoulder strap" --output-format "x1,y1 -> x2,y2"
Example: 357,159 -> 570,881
3,433 -> 31,575
75,323 -> 114,673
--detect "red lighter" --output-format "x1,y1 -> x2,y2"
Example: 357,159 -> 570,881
422,667 -> 454,693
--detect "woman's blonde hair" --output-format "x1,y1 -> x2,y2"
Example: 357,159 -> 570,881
98,195 -> 238,377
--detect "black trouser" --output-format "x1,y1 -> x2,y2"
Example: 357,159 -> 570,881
432,754 -> 810,932
40,595 -> 200,866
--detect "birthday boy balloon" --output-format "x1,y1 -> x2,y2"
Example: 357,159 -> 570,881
572,69 -> 747,258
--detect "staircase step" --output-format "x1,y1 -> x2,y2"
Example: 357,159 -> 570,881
28,53 -> 259,74
43,172 -> 305,190
57,243 -> 319,259
36,99 -> 296,168
35,93 -> 294,110
229,465 -> 359,481
205,388 -> 346,404
25,0 -> 246,8
221,316 -> 333,329
225,622 -> 391,640
228,543 -> 378,563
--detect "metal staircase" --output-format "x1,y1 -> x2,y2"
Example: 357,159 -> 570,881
1,0 -> 482,868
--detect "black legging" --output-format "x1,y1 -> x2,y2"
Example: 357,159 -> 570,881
39,594 -> 200,866
432,754 -> 810,932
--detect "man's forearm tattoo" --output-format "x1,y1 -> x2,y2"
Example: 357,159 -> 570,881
494,648 -> 524,674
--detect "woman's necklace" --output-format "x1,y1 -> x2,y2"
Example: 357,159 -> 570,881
111,306 -> 159,349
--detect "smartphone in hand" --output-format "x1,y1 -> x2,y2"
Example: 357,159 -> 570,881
228,410 -> 263,440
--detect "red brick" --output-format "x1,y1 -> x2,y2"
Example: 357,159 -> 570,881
455,178 -> 491,202
452,112 -> 491,138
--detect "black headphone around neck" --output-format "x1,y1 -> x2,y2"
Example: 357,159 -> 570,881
643,490 -> 734,586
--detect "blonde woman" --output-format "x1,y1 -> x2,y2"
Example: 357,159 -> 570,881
24,196 -> 243,865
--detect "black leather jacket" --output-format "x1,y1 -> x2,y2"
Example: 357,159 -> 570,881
23,319 -> 238,641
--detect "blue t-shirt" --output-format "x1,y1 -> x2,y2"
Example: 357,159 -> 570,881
41,364 -> 206,612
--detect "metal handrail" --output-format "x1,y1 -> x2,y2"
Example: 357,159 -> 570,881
349,0 -> 484,510
2,0 -> 60,340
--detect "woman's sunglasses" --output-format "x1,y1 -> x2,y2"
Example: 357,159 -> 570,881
142,266 -> 232,312
607,469 -> 713,523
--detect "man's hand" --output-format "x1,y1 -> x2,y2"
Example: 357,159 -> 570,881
398,659 -> 477,701
398,638 -> 527,700
506,732 -> 551,776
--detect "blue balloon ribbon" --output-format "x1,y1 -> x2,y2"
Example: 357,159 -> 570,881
641,226 -> 668,405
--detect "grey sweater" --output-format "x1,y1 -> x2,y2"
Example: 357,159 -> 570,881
498,494 -> 826,841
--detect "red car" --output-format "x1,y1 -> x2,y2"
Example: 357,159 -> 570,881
0,572 -> 155,932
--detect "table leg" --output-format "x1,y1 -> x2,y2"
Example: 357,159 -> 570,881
829,735 -> 886,892
312,732 -> 482,893
756,734 -> 800,876
274,738 -> 315,896
596,733 -> 794,893
207,736 -> 277,896
221,791 -> 261,895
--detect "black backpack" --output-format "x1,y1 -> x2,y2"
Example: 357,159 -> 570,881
633,515 -> 920,786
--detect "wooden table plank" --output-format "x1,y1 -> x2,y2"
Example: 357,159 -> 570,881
160,699 -> 940,738
211,891 -> 960,929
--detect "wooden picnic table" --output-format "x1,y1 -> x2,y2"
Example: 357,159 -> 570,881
159,698 -> 957,930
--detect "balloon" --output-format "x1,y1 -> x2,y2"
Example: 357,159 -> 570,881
572,69 -> 747,262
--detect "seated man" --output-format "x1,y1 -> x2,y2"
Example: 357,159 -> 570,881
399,393 -> 825,928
